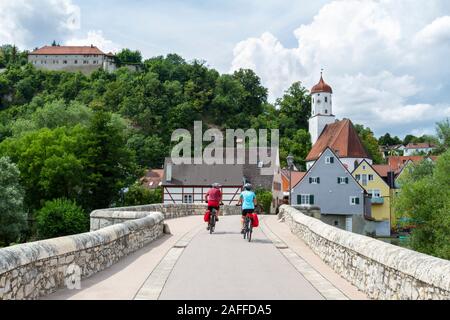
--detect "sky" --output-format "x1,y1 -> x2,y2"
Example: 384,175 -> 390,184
1,0 -> 449,138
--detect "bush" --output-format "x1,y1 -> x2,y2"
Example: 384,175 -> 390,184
36,198 -> 88,239
122,184 -> 162,206
255,188 -> 273,214
0,156 -> 27,246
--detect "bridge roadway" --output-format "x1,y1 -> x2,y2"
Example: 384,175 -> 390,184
44,215 -> 367,300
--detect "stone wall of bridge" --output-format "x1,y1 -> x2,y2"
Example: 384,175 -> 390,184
0,213 -> 164,300
0,204 -> 242,300
280,205 -> 450,300
90,203 -> 242,231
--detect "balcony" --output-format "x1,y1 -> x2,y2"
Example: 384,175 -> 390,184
371,197 -> 384,204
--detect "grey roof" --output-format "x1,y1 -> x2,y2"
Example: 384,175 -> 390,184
162,147 -> 278,189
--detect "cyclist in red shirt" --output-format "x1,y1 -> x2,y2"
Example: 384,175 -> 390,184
205,183 -> 222,223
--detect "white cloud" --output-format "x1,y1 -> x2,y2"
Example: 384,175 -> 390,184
0,0 -> 80,49
65,30 -> 122,54
415,16 -> 450,45
231,0 -> 450,136
0,0 -> 120,54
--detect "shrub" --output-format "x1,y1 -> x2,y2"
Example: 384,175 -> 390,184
36,198 -> 88,239
122,184 -> 162,206
255,188 -> 273,214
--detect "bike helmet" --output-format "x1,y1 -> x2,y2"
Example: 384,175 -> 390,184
244,183 -> 252,191
212,183 -> 221,189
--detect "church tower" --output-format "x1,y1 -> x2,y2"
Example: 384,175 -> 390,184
309,73 -> 335,145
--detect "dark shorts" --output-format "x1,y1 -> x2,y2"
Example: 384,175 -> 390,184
208,206 -> 220,212
242,209 -> 254,217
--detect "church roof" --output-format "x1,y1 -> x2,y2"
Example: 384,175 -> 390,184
311,74 -> 333,94
306,119 -> 370,161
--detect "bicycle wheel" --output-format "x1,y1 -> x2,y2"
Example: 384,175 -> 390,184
210,210 -> 216,234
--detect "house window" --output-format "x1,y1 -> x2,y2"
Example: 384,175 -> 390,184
325,97 -> 328,103
325,109 -> 328,114
83,60 -> 89,64
74,60 -> 78,64
309,177 -> 320,184
337,177 -> 349,184
325,156 -> 334,164
355,174 -> 361,181
63,60 -> 67,64
183,194 -> 193,204
368,189 -> 381,198
298,194 -> 314,205
368,174 -> 374,181
350,197 -> 360,205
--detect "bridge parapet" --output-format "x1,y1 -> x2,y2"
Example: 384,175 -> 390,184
90,204 -> 241,231
0,213 -> 164,300
280,205 -> 450,300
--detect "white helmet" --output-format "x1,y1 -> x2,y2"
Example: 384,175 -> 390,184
244,183 -> 252,191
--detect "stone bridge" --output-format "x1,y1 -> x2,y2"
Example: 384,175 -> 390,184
0,204 -> 449,300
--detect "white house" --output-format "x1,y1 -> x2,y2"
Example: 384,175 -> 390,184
403,143 -> 435,156
28,45 -> 117,74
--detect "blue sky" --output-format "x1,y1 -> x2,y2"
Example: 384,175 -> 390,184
1,0 -> 449,139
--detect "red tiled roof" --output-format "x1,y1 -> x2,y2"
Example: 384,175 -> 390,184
281,170 -> 306,192
30,46 -> 106,55
372,164 -> 396,177
387,156 -> 438,171
311,75 -> 333,94
306,119 -> 370,161
140,169 -> 164,189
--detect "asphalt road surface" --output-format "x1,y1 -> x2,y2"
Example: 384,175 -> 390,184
159,215 -> 324,300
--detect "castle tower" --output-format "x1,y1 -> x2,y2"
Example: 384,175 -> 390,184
309,73 -> 335,145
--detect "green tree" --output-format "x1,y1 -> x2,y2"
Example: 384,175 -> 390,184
280,129 -> 311,170
255,188 -> 273,214
36,198 -> 88,239
121,184 -> 162,207
355,124 -> 383,164
80,110 -> 138,211
276,82 -> 311,136
378,133 -> 402,146
435,118 -> 450,154
394,151 -> 450,259
116,48 -> 143,65
127,133 -> 166,168
0,157 -> 27,246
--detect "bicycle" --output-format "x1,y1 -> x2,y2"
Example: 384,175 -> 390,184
243,213 -> 253,242
209,207 -> 217,234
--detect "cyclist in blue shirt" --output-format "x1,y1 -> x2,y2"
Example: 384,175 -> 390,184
237,183 -> 257,234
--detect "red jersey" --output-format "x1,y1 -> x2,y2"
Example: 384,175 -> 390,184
206,188 -> 222,207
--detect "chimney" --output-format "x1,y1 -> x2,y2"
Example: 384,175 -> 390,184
166,162 -> 173,182
387,171 -> 395,189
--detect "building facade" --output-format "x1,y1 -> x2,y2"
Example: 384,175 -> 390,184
292,148 -> 370,234
352,160 -> 392,236
403,143 -> 435,156
28,45 -> 117,74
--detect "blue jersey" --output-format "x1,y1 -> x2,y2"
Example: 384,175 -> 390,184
240,190 -> 256,210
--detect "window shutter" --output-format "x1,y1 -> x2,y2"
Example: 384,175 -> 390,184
310,195 -> 315,204
330,157 -> 334,163
345,177 -> 349,184
337,177 -> 341,184
355,197 -> 360,205
297,195 -> 302,204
